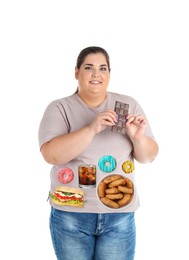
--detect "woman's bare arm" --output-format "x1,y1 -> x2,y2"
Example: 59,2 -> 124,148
40,109 -> 117,165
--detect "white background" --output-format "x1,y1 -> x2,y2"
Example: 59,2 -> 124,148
0,0 -> 189,259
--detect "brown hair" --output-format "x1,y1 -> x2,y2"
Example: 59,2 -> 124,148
76,46 -> 111,71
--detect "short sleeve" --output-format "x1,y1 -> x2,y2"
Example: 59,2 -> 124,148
132,100 -> 155,140
38,100 -> 69,148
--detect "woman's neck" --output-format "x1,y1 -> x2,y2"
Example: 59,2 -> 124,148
77,92 -> 107,108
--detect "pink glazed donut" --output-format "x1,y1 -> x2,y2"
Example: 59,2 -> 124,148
58,168 -> 74,184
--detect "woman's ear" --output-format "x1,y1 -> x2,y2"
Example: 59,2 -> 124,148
75,66 -> 79,79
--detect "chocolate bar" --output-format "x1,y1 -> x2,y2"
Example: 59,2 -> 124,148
111,101 -> 129,134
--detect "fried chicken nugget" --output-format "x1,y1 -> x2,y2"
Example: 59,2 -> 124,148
106,193 -> 123,200
98,181 -> 107,198
118,194 -> 131,206
100,197 -> 120,208
105,187 -> 119,194
109,178 -> 125,188
103,175 -> 122,184
118,185 -> 133,194
125,178 -> 133,189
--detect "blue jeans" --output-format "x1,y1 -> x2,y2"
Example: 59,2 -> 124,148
50,207 -> 136,260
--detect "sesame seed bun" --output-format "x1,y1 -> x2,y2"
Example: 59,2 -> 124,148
55,186 -> 84,196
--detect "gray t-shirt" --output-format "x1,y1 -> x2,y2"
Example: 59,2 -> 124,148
38,92 -> 154,213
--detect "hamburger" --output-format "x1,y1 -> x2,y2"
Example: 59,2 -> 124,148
50,186 -> 85,207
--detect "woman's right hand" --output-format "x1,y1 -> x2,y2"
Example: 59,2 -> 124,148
89,110 -> 117,134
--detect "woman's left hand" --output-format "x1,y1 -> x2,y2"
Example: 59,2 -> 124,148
125,114 -> 148,141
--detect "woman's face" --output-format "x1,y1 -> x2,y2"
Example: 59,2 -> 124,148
75,53 -> 110,98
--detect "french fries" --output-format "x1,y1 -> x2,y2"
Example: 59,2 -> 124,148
97,174 -> 134,209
